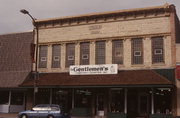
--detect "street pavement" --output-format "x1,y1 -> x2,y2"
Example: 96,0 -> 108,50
0,113 -> 18,118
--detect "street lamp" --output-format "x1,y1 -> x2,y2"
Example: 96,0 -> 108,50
20,9 -> 39,106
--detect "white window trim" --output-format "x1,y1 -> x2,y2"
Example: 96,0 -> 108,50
53,56 -> 60,61
134,51 -> 141,56
41,57 -> 47,61
68,55 -> 74,60
82,54 -> 89,59
154,49 -> 163,55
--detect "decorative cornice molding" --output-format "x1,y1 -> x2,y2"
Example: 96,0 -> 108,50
35,4 -> 174,29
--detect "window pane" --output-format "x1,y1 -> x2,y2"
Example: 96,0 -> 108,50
74,89 -> 92,108
52,44 -> 61,68
112,40 -> 123,64
66,43 -> 75,67
36,88 -> 50,104
39,45 -> 48,68
152,37 -> 164,63
132,38 -> 143,64
154,88 -> 172,114
96,41 -> 105,64
110,89 -> 124,112
0,91 -> 9,104
11,91 -> 24,105
80,42 -> 90,65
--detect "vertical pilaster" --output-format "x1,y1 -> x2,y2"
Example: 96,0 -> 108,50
151,88 -> 154,114
124,88 -> 127,114
106,40 -> 112,64
90,41 -> 95,65
75,42 -> 80,65
124,39 -> 131,68
72,89 -> 75,109
144,37 -> 152,67
47,45 -> 52,69
49,88 -> 52,104
61,43 -> 66,69
164,36 -> 173,67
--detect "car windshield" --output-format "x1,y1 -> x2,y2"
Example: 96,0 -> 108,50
32,104 -> 60,111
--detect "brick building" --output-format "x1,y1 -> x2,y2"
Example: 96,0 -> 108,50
21,4 -> 180,118
0,32 -> 33,113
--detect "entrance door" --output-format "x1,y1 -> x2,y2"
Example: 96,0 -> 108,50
138,93 -> 150,117
96,93 -> 104,116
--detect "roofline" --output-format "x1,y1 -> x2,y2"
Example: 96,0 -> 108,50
0,30 -> 33,36
35,3 -> 174,23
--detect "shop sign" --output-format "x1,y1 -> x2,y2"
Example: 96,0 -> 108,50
177,64 -> 180,80
70,64 -> 118,75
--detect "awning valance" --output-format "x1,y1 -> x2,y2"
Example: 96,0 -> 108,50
20,70 -> 173,88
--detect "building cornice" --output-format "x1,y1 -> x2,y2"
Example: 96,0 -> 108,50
35,3 -> 175,29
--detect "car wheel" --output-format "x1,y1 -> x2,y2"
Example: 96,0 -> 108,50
47,115 -> 54,118
21,114 -> 28,118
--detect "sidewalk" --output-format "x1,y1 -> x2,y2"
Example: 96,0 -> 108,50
0,113 -> 18,118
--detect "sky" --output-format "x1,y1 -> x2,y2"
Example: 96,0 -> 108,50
0,0 -> 180,35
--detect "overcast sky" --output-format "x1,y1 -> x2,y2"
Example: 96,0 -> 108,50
0,0 -> 180,35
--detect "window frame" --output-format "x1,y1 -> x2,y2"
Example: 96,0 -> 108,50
38,45 -> 48,68
131,38 -> 143,65
65,43 -> 75,67
151,36 -> 164,64
95,41 -> 106,65
80,42 -> 90,65
112,39 -> 124,65
51,44 -> 61,68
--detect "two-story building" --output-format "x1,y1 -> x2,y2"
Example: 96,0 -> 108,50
21,4 -> 180,118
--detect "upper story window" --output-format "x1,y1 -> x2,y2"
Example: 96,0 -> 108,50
131,38 -> 143,64
66,43 -> 75,67
80,42 -> 90,65
52,44 -> 61,68
39,45 -> 48,68
96,41 -> 105,64
112,40 -> 123,64
152,36 -> 164,63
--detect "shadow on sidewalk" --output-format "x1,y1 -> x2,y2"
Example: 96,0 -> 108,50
0,113 -> 18,118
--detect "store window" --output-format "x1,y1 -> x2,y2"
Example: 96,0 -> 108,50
52,89 -> 72,113
80,42 -> 90,65
152,37 -> 164,63
74,89 -> 92,108
36,88 -> 50,105
11,91 -> 24,105
112,40 -> 123,64
154,88 -> 172,114
39,45 -> 48,68
96,41 -> 105,64
132,38 -> 143,64
110,89 -> 124,112
0,91 -> 9,104
52,44 -> 61,68
66,43 -> 75,67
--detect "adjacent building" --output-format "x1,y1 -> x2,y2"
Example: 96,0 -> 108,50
0,32 -> 33,113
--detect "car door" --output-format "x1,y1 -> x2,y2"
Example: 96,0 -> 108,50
37,107 -> 49,118
28,110 -> 39,118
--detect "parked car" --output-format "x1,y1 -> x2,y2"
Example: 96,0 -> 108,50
18,104 -> 66,118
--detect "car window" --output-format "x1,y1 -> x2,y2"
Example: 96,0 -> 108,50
32,104 -> 61,111
50,107 -> 60,111
33,106 -> 51,111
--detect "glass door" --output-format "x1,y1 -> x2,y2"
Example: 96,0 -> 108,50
96,93 -> 104,116
138,93 -> 150,117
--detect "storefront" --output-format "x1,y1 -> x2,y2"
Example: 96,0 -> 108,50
0,89 -> 26,113
21,69 -> 175,118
